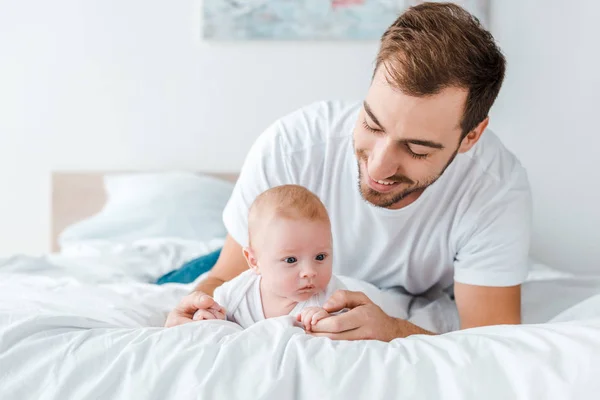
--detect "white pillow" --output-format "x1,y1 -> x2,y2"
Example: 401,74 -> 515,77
58,172 -> 234,248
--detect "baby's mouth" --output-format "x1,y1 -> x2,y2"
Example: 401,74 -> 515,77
298,284 -> 315,292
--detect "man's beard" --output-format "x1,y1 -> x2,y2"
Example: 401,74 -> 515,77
356,149 -> 458,209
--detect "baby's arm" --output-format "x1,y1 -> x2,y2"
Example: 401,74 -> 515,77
297,307 -> 330,331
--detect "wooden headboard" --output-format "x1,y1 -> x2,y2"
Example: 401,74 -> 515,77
51,171 -> 239,252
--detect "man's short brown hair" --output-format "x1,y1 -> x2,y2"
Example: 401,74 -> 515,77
376,2 -> 506,138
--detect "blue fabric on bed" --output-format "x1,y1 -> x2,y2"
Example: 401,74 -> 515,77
155,248 -> 222,284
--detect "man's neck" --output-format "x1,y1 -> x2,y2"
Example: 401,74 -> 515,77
260,281 -> 298,319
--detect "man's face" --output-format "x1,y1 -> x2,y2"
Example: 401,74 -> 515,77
353,67 -> 473,209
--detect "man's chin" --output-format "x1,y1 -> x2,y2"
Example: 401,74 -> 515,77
359,183 -> 400,208
359,182 -> 425,209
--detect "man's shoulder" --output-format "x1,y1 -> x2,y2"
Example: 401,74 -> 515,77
461,129 -> 529,188
263,100 -> 360,154
449,129 -> 531,228
282,100 -> 361,128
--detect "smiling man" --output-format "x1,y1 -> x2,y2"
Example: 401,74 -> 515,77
165,3 -> 532,340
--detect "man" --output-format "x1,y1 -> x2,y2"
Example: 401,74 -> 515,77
165,3 -> 531,341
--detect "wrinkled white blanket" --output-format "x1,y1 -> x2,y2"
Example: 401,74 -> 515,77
1,250 -> 599,399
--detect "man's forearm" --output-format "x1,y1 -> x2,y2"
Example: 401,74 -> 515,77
193,276 -> 225,297
393,318 -> 436,339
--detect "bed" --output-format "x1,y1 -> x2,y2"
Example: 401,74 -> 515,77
0,171 -> 599,399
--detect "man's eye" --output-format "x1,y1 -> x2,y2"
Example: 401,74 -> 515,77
406,145 -> 430,159
362,119 -> 383,134
315,254 -> 326,261
284,257 -> 297,264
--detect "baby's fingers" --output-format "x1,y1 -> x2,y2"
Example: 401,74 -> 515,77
210,308 -> 226,320
209,301 -> 226,315
311,309 -> 330,326
193,309 -> 216,321
302,310 -> 319,331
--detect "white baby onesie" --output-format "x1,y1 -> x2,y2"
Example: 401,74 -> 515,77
213,269 -> 345,329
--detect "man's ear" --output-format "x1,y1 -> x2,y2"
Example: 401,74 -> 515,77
458,117 -> 489,154
242,247 -> 260,274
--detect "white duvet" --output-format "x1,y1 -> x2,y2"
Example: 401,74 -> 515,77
1,245 -> 600,399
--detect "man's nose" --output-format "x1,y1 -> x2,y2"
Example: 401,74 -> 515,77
369,138 -> 398,180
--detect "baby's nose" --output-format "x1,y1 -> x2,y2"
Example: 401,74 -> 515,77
300,265 -> 317,278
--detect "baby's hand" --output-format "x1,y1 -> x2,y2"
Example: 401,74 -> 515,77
297,307 -> 330,332
192,298 -> 226,321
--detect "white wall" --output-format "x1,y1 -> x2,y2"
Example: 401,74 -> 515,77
490,0 -> 600,274
0,0 -> 598,274
0,0 -> 377,256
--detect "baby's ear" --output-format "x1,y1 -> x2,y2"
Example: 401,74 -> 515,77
242,247 -> 260,274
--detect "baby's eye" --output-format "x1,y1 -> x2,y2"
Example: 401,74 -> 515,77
284,257 -> 297,264
315,254 -> 326,261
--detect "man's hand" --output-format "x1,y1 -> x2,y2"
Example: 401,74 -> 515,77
297,306 -> 330,332
164,291 -> 226,327
310,290 -> 434,341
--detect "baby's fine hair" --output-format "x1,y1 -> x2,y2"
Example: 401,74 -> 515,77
248,185 -> 330,246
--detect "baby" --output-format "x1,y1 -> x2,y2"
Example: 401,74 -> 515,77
194,184 -> 344,331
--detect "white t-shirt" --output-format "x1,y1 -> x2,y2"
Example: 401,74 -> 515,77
223,101 -> 532,294
213,270 -> 345,329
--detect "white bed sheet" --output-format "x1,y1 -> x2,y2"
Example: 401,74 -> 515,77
1,245 -> 599,399
0,237 -> 224,284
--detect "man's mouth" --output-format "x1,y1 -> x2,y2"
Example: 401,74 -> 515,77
373,179 -> 395,186
361,162 -> 401,193
367,174 -> 400,192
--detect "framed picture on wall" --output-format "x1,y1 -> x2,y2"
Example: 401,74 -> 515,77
202,0 -> 490,40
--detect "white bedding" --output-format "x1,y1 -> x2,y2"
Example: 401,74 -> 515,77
1,246 -> 599,399
0,237 -> 224,284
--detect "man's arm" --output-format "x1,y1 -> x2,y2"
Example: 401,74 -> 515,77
194,234 -> 248,296
454,282 -> 521,328
309,282 -> 521,341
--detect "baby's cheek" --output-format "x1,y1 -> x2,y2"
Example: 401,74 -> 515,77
318,270 -> 333,290
279,271 -> 299,293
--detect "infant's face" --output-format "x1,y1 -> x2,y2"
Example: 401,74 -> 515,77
254,218 -> 333,302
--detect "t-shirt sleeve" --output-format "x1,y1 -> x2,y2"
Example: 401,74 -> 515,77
213,270 -> 253,321
453,172 -> 533,287
212,280 -> 232,318
222,122 -> 293,248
